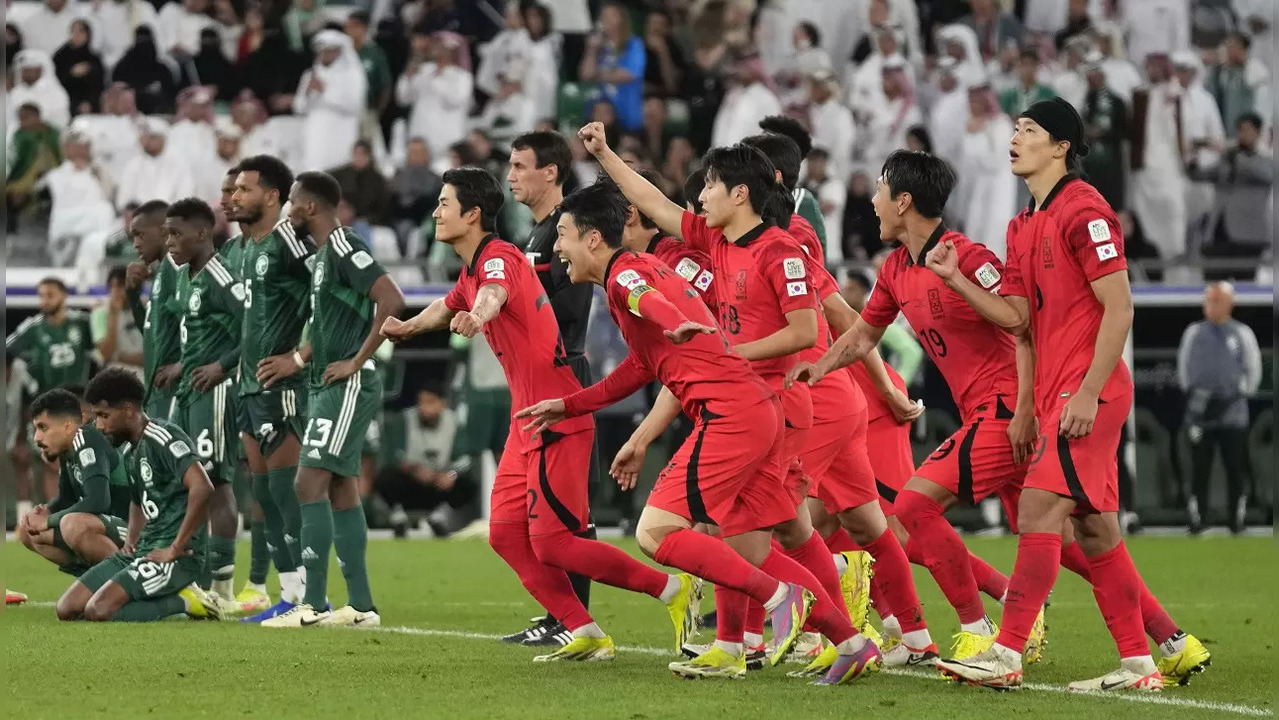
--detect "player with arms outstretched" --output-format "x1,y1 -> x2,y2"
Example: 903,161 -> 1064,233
56,368 -> 221,622
932,98 -> 1210,690
259,171 -> 404,628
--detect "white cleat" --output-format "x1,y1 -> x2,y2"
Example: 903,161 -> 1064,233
260,603 -> 331,628
326,605 -> 381,628
936,644 -> 1024,690
1068,659 -> 1164,693
784,632 -> 824,664
881,641 -> 940,668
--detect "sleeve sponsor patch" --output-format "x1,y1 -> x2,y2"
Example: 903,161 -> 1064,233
973,261 -> 1001,290
783,257 -> 806,279
693,270 -> 713,291
674,257 -> 700,281
786,281 -> 808,297
626,285 -> 654,316
615,269 -> 645,289
1095,243 -> 1118,261
230,283 -> 247,302
78,448 -> 96,466
1087,219 -> 1111,243
484,258 -> 505,272
351,250 -> 374,269
169,440 -> 191,458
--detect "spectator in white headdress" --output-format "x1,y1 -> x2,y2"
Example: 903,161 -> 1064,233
956,79 -> 1018,259
114,118 -> 197,209
861,56 -> 921,174
294,29 -> 367,172
41,130 -> 116,259
936,24 -> 986,89
167,85 -> 219,167
397,30 -> 472,175
9,49 -> 71,131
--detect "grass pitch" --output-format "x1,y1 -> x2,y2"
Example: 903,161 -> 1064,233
4,534 -> 1272,719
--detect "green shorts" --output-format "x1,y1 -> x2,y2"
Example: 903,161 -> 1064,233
175,378 -> 237,485
52,513 -> 129,554
144,387 -> 178,423
463,387 -> 511,458
239,385 -> 308,458
298,369 -> 379,478
78,550 -> 203,600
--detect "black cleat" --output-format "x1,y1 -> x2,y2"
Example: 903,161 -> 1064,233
501,616 -> 573,647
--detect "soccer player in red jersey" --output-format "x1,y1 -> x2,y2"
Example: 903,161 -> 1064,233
790,150 -> 1041,666
382,168 -> 711,663
930,98 -> 1210,690
517,181 -> 880,684
578,122 -> 874,679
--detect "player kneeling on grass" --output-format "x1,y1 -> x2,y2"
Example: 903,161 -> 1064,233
18,389 -> 133,577
55,368 -> 222,622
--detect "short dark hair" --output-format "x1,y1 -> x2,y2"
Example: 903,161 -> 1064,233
561,182 -> 627,249
442,167 -> 505,232
224,164 -> 241,178
796,21 -> 820,48
880,149 -> 956,219
598,168 -> 665,229
295,170 -> 343,208
1237,112 -> 1263,131
682,167 -> 707,214
511,131 -> 572,186
30,388 -> 82,420
18,102 -> 41,116
742,132 -> 803,191
701,144 -> 781,219
758,115 -> 812,158
1019,48 -> 1039,63
37,276 -> 68,294
166,197 -> 217,226
347,9 -> 370,26
237,154 -> 294,196
807,147 -> 830,162
86,367 -> 146,407
353,139 -> 373,155
107,267 -> 127,287
134,199 -> 170,218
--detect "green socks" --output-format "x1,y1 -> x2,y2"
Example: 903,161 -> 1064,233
207,534 -> 237,599
268,466 -> 303,567
333,504 -> 374,612
252,473 -> 295,573
249,514 -> 269,585
300,499 -> 334,609
111,595 -> 185,622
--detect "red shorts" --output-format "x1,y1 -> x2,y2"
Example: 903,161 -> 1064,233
996,483 -> 1022,535
783,424 -> 811,507
864,415 -> 915,516
648,397 -> 796,537
491,427 -> 593,536
1023,392 -> 1129,514
799,416 -> 855,498
916,398 -> 1026,505
812,407 -> 878,513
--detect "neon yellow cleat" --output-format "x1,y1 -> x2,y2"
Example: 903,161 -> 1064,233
1024,607 -> 1047,664
950,628 -> 998,661
1157,634 -> 1211,686
664,573 -> 702,654
788,644 -> 837,678
179,586 -> 223,621
860,622 -> 884,649
838,551 -> 874,634
232,585 -> 271,616
533,635 -> 616,662
669,646 -> 747,679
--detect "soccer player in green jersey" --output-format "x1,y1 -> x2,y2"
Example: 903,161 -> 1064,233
125,200 -> 183,422
261,171 -> 404,628
7,277 -> 96,515
229,155 -> 318,620
16,389 -> 133,576
57,368 -> 222,622
166,198 -> 245,607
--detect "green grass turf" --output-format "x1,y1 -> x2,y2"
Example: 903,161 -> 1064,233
3,535 -> 1272,719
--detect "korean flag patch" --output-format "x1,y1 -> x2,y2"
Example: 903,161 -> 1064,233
351,250 -> 374,269
783,257 -> 806,279
973,261 -> 1001,290
1087,219 -> 1111,243
616,269 -> 645,289
693,270 -> 713,291
786,281 -> 808,297
674,257 -> 700,281
78,448 -> 96,466
1096,243 -> 1118,261
169,440 -> 191,458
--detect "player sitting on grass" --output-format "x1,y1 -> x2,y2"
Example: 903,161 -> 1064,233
55,368 -> 222,622
17,388 -> 132,576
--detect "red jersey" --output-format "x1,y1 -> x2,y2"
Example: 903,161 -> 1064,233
1000,175 -> 1133,413
862,227 -> 1018,422
444,235 -> 593,450
647,233 -> 716,308
849,361 -> 908,423
561,250 -> 773,421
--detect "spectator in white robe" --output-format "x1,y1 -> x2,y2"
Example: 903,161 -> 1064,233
1021,0 -> 1104,37
956,81 -> 1018,259
478,66 -> 537,149
927,58 -> 968,171
1120,0 -> 1189,68
476,2 -> 532,98
397,30 -> 473,175
776,21 -> 832,109
198,119 -> 242,204
114,118 -> 197,209
157,0 -> 216,61
861,57 -> 921,175
862,0 -> 921,67
165,85 -> 218,167
807,69 -> 856,176
1052,34 -> 1092,110
936,24 -> 986,89
294,30 -> 367,172
1173,50 -> 1227,253
230,93 -> 284,162
1233,0 -> 1272,68
800,147 -> 846,262
40,130 -> 116,256
847,25 -> 913,114
68,83 -> 141,188
711,52 -> 783,149
1130,53 -> 1188,260
87,0 -> 159,69
17,0 -> 81,55
521,2 -> 561,122
9,50 -> 71,131
1089,21 -> 1144,104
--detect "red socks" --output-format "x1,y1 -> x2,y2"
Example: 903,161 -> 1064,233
862,526 -> 926,633
530,530 -> 671,599
968,552 -> 1010,600
653,529 -> 779,603
897,490 -> 984,624
1087,542 -> 1150,658
822,526 -> 860,554
1060,540 -> 1093,582
714,587 -> 748,643
759,548 -> 856,644
745,599 -> 766,636
490,521 -> 592,631
1065,540 -> 1177,644
995,532 -> 1061,652
785,532 -> 851,619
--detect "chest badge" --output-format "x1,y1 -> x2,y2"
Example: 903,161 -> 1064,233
256,254 -> 270,278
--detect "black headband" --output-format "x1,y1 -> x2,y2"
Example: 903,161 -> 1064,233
1020,97 -> 1090,158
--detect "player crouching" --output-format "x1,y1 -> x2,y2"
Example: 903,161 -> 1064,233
54,368 -> 221,622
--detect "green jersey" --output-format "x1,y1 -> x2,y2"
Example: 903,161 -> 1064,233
219,234 -> 247,277
129,255 -> 184,403
309,227 -> 387,387
47,424 -> 132,528
239,219 -> 315,396
792,188 -> 828,248
175,255 -> 244,399
6,310 -> 95,394
124,418 -> 205,557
